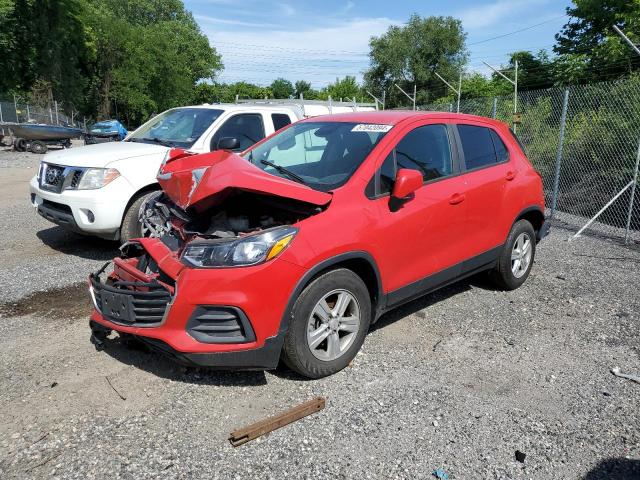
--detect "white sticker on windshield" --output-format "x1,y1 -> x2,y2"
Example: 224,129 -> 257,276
351,124 -> 393,133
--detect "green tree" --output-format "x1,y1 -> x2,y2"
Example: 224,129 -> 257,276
364,14 -> 467,107
270,78 -> 294,98
319,76 -> 362,101
554,0 -> 640,83
85,0 -> 222,124
294,80 -> 312,98
0,0 -> 92,107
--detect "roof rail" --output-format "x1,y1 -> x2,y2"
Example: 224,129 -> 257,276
233,95 -> 378,117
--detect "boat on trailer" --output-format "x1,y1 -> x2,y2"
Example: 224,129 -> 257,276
9,123 -> 83,154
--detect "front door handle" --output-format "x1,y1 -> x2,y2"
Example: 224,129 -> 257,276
449,193 -> 466,205
506,170 -> 517,181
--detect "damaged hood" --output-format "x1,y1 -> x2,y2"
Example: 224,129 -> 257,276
157,150 -> 332,210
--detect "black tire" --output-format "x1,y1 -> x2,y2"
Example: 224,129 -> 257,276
29,140 -> 48,154
281,268 -> 371,378
13,138 -> 27,152
491,219 -> 536,290
120,191 -> 158,243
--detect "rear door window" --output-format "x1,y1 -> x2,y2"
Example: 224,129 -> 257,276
457,124 -> 498,170
272,113 -> 292,131
211,113 -> 265,151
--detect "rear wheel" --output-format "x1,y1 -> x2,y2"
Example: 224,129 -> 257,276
282,268 -> 371,378
491,219 -> 536,290
120,191 -> 158,243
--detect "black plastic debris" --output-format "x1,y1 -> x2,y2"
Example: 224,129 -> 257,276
515,450 -> 526,463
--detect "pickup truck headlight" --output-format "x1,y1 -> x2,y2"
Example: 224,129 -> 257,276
181,226 -> 297,267
77,168 -> 120,189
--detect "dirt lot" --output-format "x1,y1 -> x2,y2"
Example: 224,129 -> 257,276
0,145 -> 639,479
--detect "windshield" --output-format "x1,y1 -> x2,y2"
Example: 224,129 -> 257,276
91,123 -> 116,133
127,108 -> 223,148
243,121 -> 391,191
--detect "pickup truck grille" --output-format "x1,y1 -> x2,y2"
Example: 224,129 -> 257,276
90,275 -> 172,327
39,163 -> 86,193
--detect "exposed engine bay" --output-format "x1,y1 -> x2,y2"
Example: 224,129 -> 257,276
139,189 -> 323,243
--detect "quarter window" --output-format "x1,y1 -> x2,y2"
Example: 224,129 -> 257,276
490,130 -> 509,162
378,124 -> 453,195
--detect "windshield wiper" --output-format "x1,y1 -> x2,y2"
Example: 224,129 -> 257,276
143,137 -> 174,147
260,159 -> 307,185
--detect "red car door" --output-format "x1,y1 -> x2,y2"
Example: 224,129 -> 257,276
367,121 -> 469,304
454,123 -> 513,257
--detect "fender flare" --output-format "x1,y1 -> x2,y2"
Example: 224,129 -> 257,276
514,205 -> 549,241
277,251 -> 384,337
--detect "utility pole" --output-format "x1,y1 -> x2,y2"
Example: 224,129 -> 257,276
613,24 -> 640,244
394,83 -> 416,110
483,60 -> 519,132
435,72 -> 462,113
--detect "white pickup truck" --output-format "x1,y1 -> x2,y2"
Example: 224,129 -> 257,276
29,100 -> 376,242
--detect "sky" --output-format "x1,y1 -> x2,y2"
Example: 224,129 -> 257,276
183,0 -> 573,88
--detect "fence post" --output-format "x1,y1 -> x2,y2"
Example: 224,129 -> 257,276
14,95 -> 18,123
0,103 -> 3,123
624,139 -> 640,244
491,97 -> 497,119
550,89 -> 570,220
49,106 -> 53,124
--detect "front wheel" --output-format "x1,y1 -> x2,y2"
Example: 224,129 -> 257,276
491,219 -> 536,290
282,268 -> 371,378
120,191 -> 158,243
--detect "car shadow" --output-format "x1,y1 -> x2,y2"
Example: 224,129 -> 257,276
371,271 -> 497,332
98,333 -> 268,387
97,271 -> 501,385
582,458 -> 640,479
36,226 -> 119,261
272,272 -> 500,381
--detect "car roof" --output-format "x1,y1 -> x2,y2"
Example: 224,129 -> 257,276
175,104 -> 299,112
300,110 -> 505,127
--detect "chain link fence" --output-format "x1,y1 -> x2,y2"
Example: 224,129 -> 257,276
423,77 -> 640,247
0,100 -> 87,134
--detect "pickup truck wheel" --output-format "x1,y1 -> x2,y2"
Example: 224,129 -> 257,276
281,268 -> 371,379
120,191 -> 157,243
491,219 -> 536,290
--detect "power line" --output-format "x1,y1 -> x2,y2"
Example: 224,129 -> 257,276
468,14 -> 568,46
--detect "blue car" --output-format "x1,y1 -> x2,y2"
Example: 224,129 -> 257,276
85,120 -> 128,144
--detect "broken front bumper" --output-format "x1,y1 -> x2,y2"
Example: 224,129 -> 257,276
88,238 -> 306,369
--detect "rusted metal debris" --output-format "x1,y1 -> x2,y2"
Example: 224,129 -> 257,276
229,397 -> 325,447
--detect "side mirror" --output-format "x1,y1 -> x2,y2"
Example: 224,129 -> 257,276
213,137 -> 240,151
391,168 -> 423,200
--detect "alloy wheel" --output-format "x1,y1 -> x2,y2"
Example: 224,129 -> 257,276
511,232 -> 532,278
306,289 -> 361,361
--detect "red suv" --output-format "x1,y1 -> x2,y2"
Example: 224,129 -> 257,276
89,112 -> 548,378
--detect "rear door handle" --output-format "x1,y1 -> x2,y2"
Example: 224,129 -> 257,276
449,193 -> 466,205
506,170 -> 517,181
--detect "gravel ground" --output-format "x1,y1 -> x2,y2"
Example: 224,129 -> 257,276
0,146 -> 639,479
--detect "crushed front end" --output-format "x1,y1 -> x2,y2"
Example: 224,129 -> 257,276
88,150 -> 328,369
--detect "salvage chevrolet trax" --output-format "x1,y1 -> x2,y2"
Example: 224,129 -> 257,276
89,112 -> 549,378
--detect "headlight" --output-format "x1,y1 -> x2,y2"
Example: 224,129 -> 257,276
181,226 -> 297,268
77,168 -> 120,189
